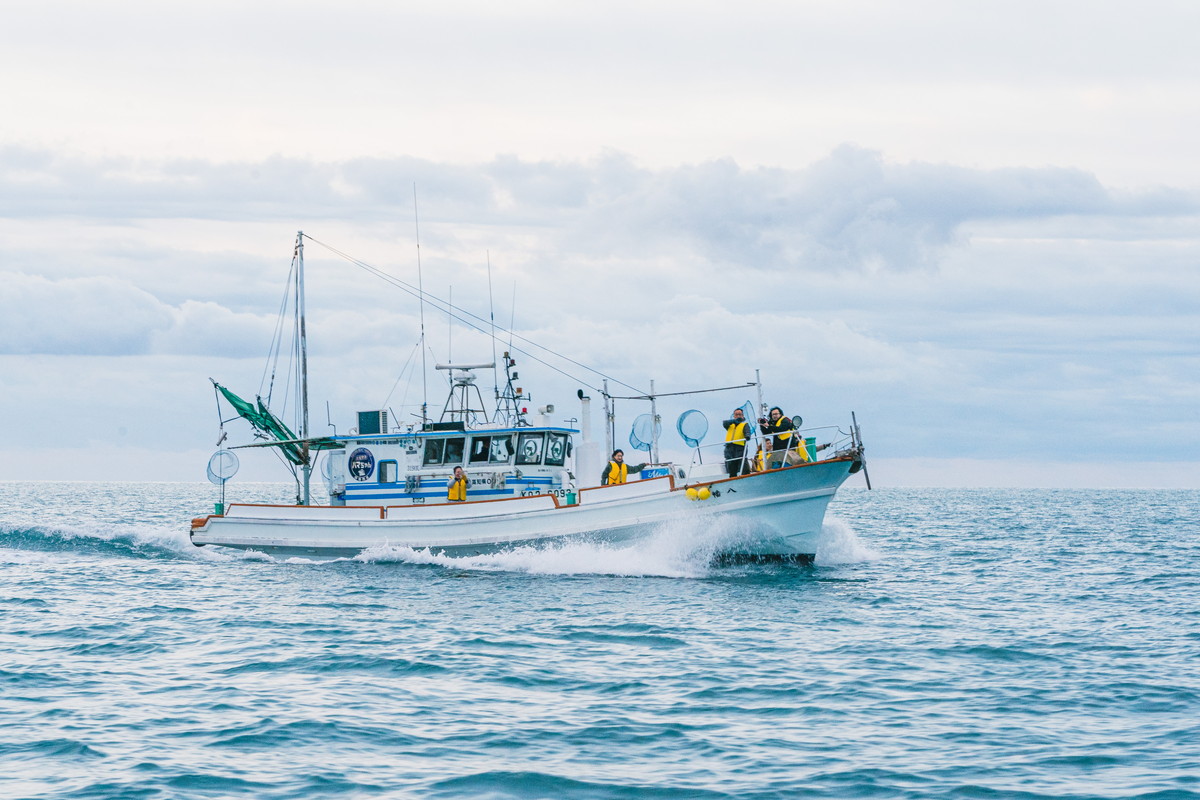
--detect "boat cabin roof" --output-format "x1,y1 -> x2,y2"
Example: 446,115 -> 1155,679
330,426 -> 579,470
331,425 -> 579,443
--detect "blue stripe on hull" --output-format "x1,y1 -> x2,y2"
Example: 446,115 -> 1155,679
343,489 -> 521,501
345,479 -> 558,503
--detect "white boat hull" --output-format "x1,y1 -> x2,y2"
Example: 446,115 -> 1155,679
191,457 -> 860,561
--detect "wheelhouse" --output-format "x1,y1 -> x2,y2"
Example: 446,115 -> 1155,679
325,425 -> 578,506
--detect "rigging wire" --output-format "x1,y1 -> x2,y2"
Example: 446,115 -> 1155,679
413,186 -> 429,426
237,234 -> 750,459
607,383 -> 757,401
260,256 -> 296,404
393,342 -> 424,421
302,234 -> 645,396
508,283 -> 515,351
487,251 -> 498,401
380,339 -> 422,410
290,257 -> 302,435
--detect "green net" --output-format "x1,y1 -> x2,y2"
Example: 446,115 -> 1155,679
213,381 -> 341,465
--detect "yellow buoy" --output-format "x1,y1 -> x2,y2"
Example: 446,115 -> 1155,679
698,487 -> 712,501
686,487 -> 698,500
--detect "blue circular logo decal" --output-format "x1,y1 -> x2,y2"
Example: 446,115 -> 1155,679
348,448 -> 375,481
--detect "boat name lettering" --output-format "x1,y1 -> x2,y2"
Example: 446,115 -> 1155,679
411,497 -> 425,504
348,448 -> 375,481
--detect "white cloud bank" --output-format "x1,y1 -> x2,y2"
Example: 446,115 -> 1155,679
0,148 -> 1197,484
0,273 -> 274,357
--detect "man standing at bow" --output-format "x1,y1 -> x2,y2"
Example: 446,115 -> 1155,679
722,407 -> 752,478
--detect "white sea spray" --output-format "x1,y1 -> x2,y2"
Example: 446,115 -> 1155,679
817,516 -> 882,565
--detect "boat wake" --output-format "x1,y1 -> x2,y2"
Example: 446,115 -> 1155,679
0,516 -> 878,573
349,515 -> 879,577
0,521 -> 198,562
354,519 -> 723,578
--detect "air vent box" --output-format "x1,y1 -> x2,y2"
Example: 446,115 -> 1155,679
357,410 -> 388,435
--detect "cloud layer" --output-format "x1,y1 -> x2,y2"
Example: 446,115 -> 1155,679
1,147 -> 1197,481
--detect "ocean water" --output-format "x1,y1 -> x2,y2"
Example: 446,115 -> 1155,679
1,483 -> 1197,800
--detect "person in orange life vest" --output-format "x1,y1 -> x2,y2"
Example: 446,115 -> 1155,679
758,406 -> 795,470
721,407 -> 752,478
601,449 -> 647,485
447,465 -> 468,501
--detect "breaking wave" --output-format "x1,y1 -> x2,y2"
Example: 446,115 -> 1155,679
0,521 -> 195,561
0,520 -> 266,564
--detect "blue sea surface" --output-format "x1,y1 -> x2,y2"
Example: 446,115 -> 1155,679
1,483 -> 1198,799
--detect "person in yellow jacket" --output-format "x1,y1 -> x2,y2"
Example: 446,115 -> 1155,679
447,465 -> 468,501
789,436 -> 812,464
601,449 -> 647,485
758,406 -> 795,470
722,407 -> 752,478
786,437 -> 833,465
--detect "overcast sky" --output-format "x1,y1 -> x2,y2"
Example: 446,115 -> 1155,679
2,0 -> 1197,487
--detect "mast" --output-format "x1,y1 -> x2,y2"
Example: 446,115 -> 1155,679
755,368 -> 765,419
297,230 -> 311,505
603,379 -> 614,457
649,379 -> 660,464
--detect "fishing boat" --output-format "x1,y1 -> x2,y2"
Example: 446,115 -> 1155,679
190,233 -> 869,562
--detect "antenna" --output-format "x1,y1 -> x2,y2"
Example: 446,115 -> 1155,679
413,185 -> 428,426
508,282 -> 516,349
487,251 -> 498,403
448,284 -> 453,365
649,378 -> 660,464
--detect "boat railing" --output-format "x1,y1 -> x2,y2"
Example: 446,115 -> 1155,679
686,424 -> 856,474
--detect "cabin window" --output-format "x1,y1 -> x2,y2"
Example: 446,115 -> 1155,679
443,437 -> 465,465
516,432 -> 545,465
545,433 -> 568,467
378,460 -> 399,483
469,436 -> 491,464
489,435 -> 514,464
423,438 -> 445,465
